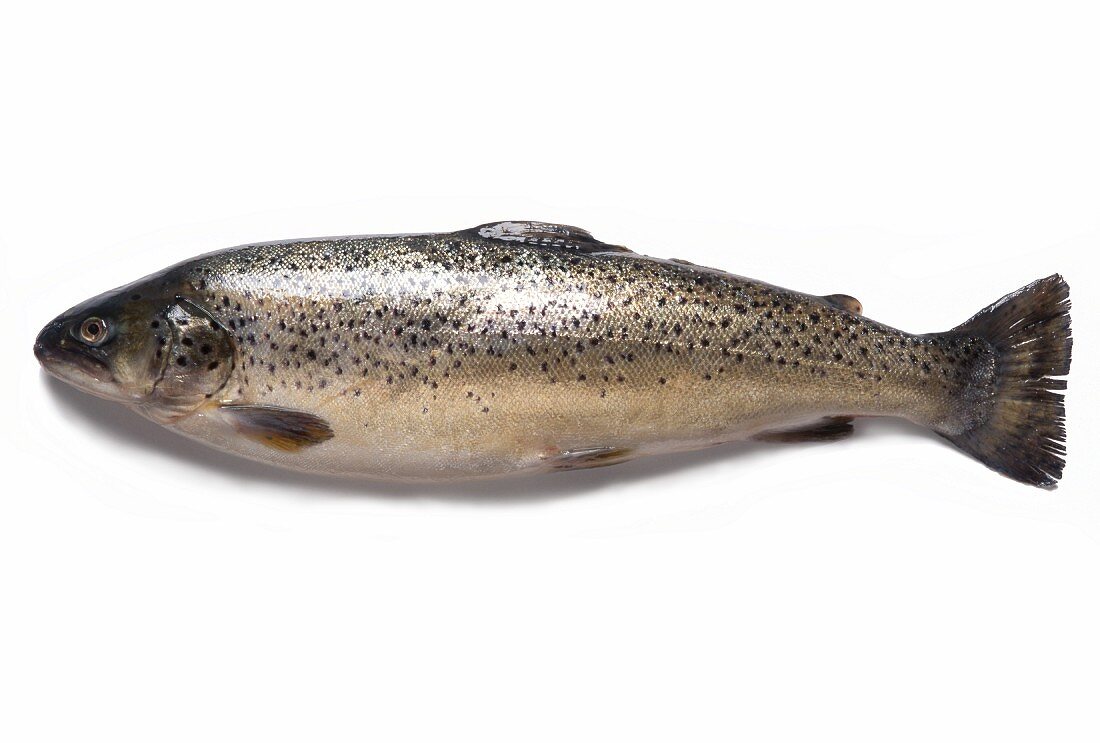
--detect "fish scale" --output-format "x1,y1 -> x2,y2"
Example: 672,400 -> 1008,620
34,221 -> 1070,486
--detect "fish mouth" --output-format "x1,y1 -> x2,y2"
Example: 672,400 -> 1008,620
34,319 -> 119,399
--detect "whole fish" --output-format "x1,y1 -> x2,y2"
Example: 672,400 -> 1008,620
34,221 -> 1071,486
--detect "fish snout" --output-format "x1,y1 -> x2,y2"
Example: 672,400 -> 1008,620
33,315 -> 120,400
33,319 -> 66,366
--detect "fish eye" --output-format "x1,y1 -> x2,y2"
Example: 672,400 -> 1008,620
78,317 -> 109,346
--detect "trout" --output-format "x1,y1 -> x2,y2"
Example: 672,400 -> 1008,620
34,221 -> 1072,486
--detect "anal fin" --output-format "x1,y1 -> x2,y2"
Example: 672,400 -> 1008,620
753,416 -> 854,443
220,404 -> 334,451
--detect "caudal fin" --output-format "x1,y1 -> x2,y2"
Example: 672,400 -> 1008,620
940,275 -> 1071,488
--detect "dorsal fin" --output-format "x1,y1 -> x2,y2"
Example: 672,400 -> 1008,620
822,293 -> 863,315
468,221 -> 632,254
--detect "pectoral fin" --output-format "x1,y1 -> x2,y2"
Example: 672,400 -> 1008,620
220,405 -> 334,451
753,416 -> 855,443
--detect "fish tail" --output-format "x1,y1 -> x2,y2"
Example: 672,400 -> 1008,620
933,275 -> 1071,487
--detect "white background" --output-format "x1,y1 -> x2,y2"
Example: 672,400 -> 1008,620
2,2 -> 1097,741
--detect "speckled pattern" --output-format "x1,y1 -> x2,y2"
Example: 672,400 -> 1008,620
36,222 -> 1069,484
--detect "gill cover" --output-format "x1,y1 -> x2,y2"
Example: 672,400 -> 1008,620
149,299 -> 234,419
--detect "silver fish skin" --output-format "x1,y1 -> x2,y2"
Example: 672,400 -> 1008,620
34,221 -> 1071,486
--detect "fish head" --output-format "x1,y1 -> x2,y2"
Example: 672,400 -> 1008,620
35,283 -> 234,420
